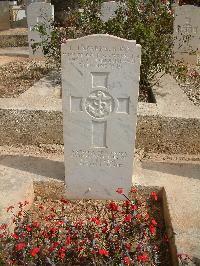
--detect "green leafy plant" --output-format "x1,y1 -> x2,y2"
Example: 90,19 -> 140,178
32,0 -> 174,96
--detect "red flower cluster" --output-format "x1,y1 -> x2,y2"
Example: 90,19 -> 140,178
0,190 -> 169,265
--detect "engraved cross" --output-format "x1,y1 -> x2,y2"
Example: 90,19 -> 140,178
70,72 -> 130,148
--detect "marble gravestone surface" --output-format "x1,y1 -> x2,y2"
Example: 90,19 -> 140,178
173,5 -> 200,64
62,34 -> 141,200
27,2 -> 54,57
101,1 -> 122,22
0,1 -> 10,31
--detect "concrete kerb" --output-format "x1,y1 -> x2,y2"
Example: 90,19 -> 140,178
0,28 -> 28,49
0,73 -> 200,155
0,47 -> 29,57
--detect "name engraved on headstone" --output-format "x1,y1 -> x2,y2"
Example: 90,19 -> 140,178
71,150 -> 127,167
63,44 -> 136,69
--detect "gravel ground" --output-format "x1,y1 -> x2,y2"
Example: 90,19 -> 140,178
180,82 -> 200,106
0,58 -> 52,98
178,66 -> 200,107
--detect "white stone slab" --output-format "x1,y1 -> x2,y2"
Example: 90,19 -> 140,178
27,2 -> 54,57
0,1 -> 10,31
100,1 -> 122,22
173,5 -> 200,64
61,34 -> 141,200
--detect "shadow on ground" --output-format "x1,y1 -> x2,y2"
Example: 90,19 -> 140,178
0,155 -> 65,181
141,161 -> 200,180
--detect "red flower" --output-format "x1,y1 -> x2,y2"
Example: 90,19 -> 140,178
124,200 -> 130,207
60,253 -> 65,259
151,191 -> 158,201
149,225 -> 156,235
49,242 -> 60,252
39,204 -> 45,210
66,236 -> 71,245
131,187 -> 137,193
7,205 -> 14,212
108,202 -> 119,211
124,214 -> 132,222
0,224 -> 7,230
32,221 -> 40,228
136,214 -> 142,219
102,227 -> 108,233
116,188 -> 124,194
125,243 -> 131,250
12,233 -> 19,239
26,225 -> 32,232
163,234 -> 169,242
30,247 -> 40,257
114,225 -> 120,232
91,217 -> 101,225
15,243 -> 26,251
99,249 -> 109,256
131,204 -> 137,211
151,219 -> 157,226
60,198 -> 69,204
137,253 -> 149,262
124,256 -> 131,265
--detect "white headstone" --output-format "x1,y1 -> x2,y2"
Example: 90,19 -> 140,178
62,34 -> 141,200
101,1 -> 122,22
0,1 -> 10,31
27,2 -> 54,57
173,5 -> 200,64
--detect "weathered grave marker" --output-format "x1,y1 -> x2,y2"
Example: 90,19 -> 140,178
0,1 -> 10,31
27,2 -> 54,57
100,1 -> 122,22
62,34 -> 141,199
173,5 -> 200,64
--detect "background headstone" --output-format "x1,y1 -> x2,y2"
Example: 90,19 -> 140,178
27,2 -> 54,57
0,1 -> 10,31
11,5 -> 27,27
101,1 -> 122,22
62,34 -> 141,200
173,5 -> 200,64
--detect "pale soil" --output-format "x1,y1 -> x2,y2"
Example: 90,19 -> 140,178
0,55 -> 21,66
178,65 -> 200,107
0,145 -> 200,165
0,58 -> 52,98
0,28 -> 28,36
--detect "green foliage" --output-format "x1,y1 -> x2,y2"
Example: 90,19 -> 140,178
33,0 -> 174,91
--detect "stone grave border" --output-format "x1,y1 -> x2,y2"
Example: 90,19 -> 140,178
0,73 -> 199,155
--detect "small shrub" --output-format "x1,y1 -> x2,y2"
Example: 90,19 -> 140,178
33,0 -> 174,93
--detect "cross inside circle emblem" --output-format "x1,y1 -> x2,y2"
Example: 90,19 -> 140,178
85,89 -> 115,119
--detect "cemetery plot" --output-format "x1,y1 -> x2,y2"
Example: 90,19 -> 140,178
0,58 -> 52,98
0,187 -> 171,265
0,28 -> 28,48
